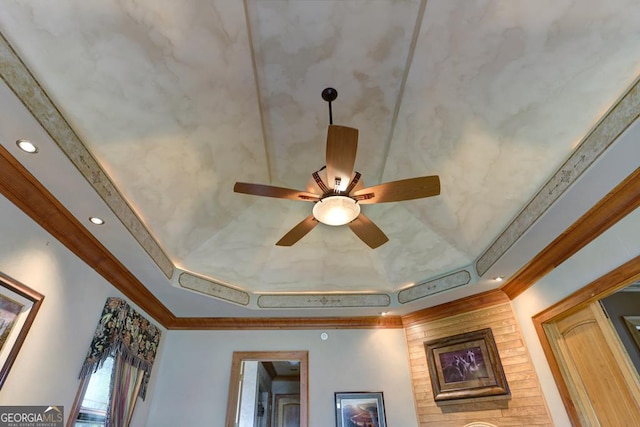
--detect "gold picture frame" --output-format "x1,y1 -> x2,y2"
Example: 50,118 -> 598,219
424,328 -> 509,402
0,272 -> 44,388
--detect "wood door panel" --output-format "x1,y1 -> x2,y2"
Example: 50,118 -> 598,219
275,394 -> 300,427
552,304 -> 640,426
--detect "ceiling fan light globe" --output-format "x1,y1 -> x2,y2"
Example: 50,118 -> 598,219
313,196 -> 360,226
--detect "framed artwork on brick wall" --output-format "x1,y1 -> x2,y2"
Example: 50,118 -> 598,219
424,328 -> 509,402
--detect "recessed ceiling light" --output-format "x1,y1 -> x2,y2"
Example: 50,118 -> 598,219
16,139 -> 38,153
494,276 -> 504,282
89,217 -> 105,225
380,311 -> 389,316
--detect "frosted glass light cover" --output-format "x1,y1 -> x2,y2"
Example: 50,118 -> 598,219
312,196 -> 360,226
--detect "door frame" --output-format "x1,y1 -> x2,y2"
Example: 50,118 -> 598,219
226,351 -> 308,427
532,254 -> 640,425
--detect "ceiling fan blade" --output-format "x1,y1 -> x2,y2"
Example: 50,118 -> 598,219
352,175 -> 440,204
276,215 -> 318,246
326,125 -> 358,192
347,214 -> 389,249
234,182 -> 320,201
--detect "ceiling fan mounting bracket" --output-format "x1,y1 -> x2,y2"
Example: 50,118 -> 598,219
321,87 -> 338,102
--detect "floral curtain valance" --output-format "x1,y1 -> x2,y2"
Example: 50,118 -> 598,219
79,297 -> 162,400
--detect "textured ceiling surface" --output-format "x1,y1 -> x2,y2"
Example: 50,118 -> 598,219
0,1 -> 639,309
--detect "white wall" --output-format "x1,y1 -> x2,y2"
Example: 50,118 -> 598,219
513,206 -> 640,426
147,328 -> 418,427
0,194 -> 165,426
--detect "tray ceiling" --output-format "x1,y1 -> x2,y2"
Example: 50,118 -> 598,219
0,0 -> 639,315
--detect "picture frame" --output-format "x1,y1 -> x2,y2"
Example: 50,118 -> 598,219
334,391 -> 386,427
0,272 -> 44,389
424,328 -> 509,402
623,316 -> 640,351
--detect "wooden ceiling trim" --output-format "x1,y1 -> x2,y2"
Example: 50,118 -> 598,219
501,166 -> 640,299
169,315 -> 404,330
533,253 -> 640,326
401,289 -> 509,328
0,146 -> 176,326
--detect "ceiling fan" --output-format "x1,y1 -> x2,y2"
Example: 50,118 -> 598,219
234,88 -> 440,249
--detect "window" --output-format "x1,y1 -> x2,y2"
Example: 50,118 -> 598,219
73,297 -> 160,427
71,355 -> 115,427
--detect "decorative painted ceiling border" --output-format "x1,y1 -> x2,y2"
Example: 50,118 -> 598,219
178,267 -> 473,308
0,145 -> 176,326
501,166 -> 640,299
178,272 -> 250,306
476,75 -> 640,276
397,269 -> 471,304
177,269 -> 475,308
257,293 -> 390,309
0,32 -> 174,279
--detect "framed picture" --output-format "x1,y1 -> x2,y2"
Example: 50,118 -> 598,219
334,392 -> 386,427
623,316 -> 640,350
424,328 -> 509,402
0,272 -> 44,389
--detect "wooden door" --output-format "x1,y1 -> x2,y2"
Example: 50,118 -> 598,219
544,302 -> 640,426
282,402 -> 299,427
274,394 -> 300,427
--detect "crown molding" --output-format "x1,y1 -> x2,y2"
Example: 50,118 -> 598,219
170,315 -> 403,330
501,166 -> 640,299
401,289 -> 509,328
0,145 -> 176,326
